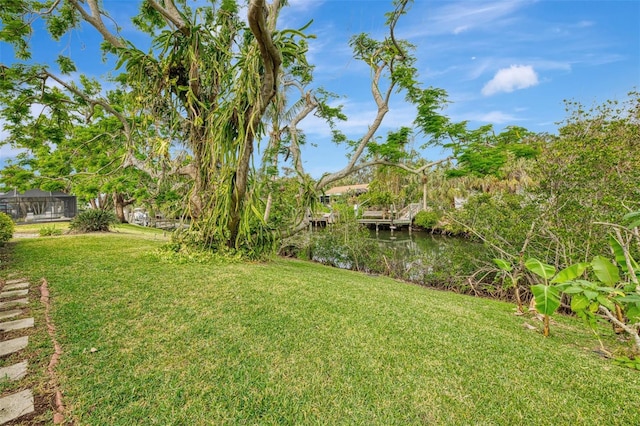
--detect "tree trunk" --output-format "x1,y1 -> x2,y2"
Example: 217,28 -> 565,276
112,192 -> 135,223
543,314 -> 550,337
228,136 -> 255,248
226,0 -> 282,249
422,175 -> 428,211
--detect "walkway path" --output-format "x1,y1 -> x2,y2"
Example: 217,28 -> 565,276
0,278 -> 34,424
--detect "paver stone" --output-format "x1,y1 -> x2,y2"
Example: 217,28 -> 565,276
0,290 -> 28,299
0,310 -> 22,321
0,299 -> 28,310
4,279 -> 27,285
0,337 -> 28,357
3,283 -> 29,291
0,361 -> 27,382
0,389 -> 34,424
0,318 -> 33,333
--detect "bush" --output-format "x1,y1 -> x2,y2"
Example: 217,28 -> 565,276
0,213 -> 14,243
413,210 -> 440,229
69,209 -> 117,233
311,221 -> 385,273
39,225 -> 63,237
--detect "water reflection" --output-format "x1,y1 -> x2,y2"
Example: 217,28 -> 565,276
310,225 -> 486,288
371,230 -> 486,285
371,229 -> 481,256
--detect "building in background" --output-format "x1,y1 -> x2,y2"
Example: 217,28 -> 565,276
0,189 -> 78,222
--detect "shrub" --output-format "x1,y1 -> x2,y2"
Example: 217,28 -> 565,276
0,213 -> 14,243
311,221 -> 385,273
413,210 -> 440,229
69,209 -> 117,233
39,225 -> 63,237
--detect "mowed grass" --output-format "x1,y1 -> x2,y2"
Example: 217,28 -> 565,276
15,221 -> 169,238
5,233 -> 640,425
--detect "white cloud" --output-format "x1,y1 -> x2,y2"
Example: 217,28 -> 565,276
474,110 -> 519,124
451,109 -> 524,125
408,0 -> 534,37
481,65 -> 539,96
453,25 -> 470,35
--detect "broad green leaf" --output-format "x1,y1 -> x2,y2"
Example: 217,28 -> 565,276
626,306 -> 640,323
551,262 -> 589,283
589,302 -> 599,313
554,282 -> 572,291
623,211 -> 640,229
525,258 -> 556,280
493,258 -> 512,272
531,284 -> 561,316
596,287 -> 624,296
574,279 -> 598,289
616,295 -> 640,304
608,235 -> 639,275
563,286 -> 585,294
591,256 -> 620,286
583,290 -> 598,300
596,294 -> 616,311
570,294 -> 590,312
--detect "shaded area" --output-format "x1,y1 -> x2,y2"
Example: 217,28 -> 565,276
0,190 -> 77,223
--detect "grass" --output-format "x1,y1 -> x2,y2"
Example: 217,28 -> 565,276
3,232 -> 640,425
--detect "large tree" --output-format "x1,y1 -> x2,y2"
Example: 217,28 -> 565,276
1,0 -> 452,255
2,0 -> 296,250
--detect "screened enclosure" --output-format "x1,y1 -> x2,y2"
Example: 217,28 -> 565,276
0,189 -> 77,222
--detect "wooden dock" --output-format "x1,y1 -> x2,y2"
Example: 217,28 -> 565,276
357,203 -> 422,230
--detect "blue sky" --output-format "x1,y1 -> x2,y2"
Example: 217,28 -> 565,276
1,0 -> 639,177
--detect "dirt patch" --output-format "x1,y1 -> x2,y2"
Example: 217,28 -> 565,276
11,233 -> 40,239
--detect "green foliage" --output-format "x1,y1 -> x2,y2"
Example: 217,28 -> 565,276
365,162 -> 422,210
1,0 -> 454,259
450,191 -> 538,252
55,55 -> 76,74
613,356 -> 640,371
69,209 -> 117,233
453,92 -> 640,295
525,258 -> 556,281
525,258 -> 560,336
533,92 -> 640,264
413,210 -> 439,229
444,125 -> 539,178
367,127 -> 412,162
530,283 -> 562,316
493,258 -> 512,272
39,225 -> 63,237
0,213 -> 14,243
516,219 -> 640,354
311,222 -> 385,273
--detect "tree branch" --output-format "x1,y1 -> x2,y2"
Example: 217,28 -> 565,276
248,0 -> 283,117
67,0 -> 124,49
315,64 -> 391,190
42,71 -> 131,140
287,92 -> 319,177
146,0 -> 189,35
388,0 -> 410,61
599,306 -> 640,352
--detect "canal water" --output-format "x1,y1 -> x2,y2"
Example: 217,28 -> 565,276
370,229 -> 480,255
311,226 -> 487,288
371,230 -> 487,281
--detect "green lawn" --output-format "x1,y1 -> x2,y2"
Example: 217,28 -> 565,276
4,232 -> 639,425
